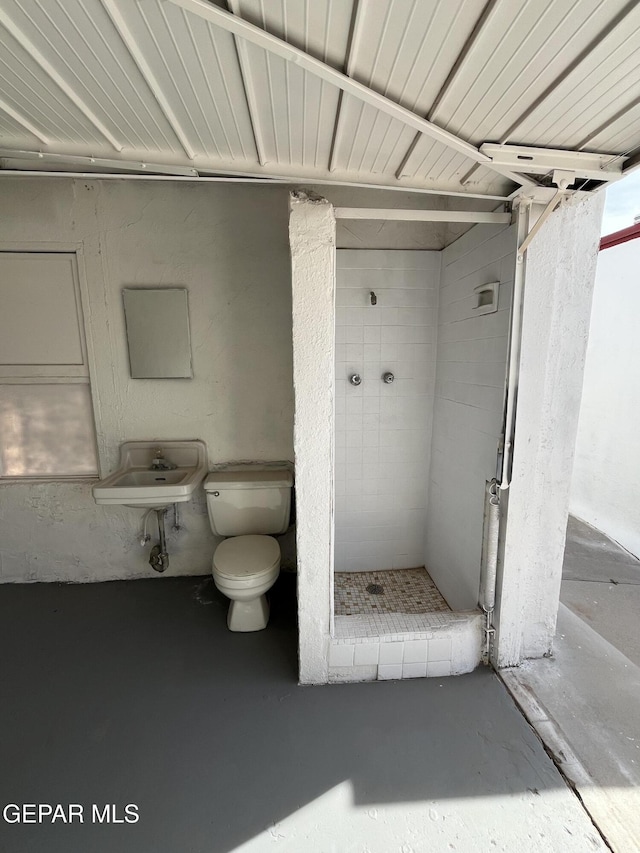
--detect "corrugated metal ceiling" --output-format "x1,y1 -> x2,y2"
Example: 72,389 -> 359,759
0,0 -> 639,197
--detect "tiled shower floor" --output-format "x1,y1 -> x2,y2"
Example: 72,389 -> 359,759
334,567 -> 450,616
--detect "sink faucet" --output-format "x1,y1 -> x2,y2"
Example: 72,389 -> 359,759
150,449 -> 177,471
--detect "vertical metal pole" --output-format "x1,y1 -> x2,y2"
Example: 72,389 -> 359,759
498,200 -> 530,489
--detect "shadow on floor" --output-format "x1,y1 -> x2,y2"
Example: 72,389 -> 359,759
0,575 -> 592,853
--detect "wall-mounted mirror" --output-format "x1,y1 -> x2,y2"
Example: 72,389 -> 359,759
123,288 -> 193,379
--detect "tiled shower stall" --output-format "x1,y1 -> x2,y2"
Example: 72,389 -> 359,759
330,228 -> 518,682
334,250 -> 439,574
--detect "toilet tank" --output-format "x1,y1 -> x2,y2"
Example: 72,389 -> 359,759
204,466 -> 293,536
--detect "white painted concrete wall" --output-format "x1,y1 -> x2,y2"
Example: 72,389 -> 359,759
0,178 -> 294,582
495,193 -> 605,667
334,250 -> 440,572
289,193 -> 336,685
570,237 -> 640,558
426,224 -> 517,610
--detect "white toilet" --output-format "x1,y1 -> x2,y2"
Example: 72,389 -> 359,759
204,466 -> 293,632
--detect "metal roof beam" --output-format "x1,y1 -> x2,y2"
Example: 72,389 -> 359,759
480,144 -> 624,183
0,148 -> 198,176
334,208 -> 511,224
100,0 -> 195,159
0,7 -> 123,151
0,146 -> 511,199
227,0 -> 268,166
166,0 -> 533,187
328,0 -> 363,172
0,97 -> 50,145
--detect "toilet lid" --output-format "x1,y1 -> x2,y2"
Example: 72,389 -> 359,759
213,535 -> 280,579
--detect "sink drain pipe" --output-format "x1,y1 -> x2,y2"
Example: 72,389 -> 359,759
149,508 -> 170,573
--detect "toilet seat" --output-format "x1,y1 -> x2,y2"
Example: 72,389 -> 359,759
213,534 -> 280,580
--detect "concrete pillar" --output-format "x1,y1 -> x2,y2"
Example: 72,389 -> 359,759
289,192 -> 336,684
494,192 -> 605,668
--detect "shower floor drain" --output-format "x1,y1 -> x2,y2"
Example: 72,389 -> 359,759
366,583 -> 385,595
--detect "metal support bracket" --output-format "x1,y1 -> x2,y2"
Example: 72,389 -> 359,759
517,190 -> 567,258
480,143 -> 625,184
515,169 -> 576,257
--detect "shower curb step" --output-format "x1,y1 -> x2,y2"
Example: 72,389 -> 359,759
328,611 -> 482,683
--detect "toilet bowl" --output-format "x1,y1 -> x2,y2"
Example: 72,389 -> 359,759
212,534 -> 281,632
204,465 -> 293,632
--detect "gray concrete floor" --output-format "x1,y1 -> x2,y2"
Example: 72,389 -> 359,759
501,516 -> 640,852
561,516 -> 640,666
0,575 -> 606,853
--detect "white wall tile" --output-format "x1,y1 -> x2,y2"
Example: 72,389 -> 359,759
335,251 -> 439,572
363,361 -> 382,379
378,642 -> 404,664
362,430 -> 378,448
344,325 -> 364,343
354,643 -> 380,665
364,326 -> 381,343
427,660 -> 452,677
345,479 -> 363,496
403,640 -> 428,663
346,343 -> 363,362
378,664 -> 403,680
345,444 -> 363,463
426,224 -> 516,610
363,309 -> 382,326
428,637 -> 452,661
402,662 -> 428,678
381,326 -> 399,343
345,396 -> 363,415
329,643 -> 354,667
364,343 -> 381,361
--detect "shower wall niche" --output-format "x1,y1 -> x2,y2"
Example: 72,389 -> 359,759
334,250 -> 441,573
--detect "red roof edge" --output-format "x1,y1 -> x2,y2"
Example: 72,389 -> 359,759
600,222 -> 640,251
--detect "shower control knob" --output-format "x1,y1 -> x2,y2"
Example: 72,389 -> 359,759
349,374 -> 362,386
383,372 -> 394,384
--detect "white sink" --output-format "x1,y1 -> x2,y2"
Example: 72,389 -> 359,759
92,440 -> 208,507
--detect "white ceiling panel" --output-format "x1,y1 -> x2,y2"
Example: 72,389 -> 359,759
391,133 -> 504,196
230,42 -> 342,167
0,108 -> 41,145
330,100 -> 416,175
502,7 -> 640,151
343,0 -> 485,111
230,0 -> 351,168
235,0 -> 354,67
427,0 -> 635,144
0,0 -> 638,195
580,100 -> 640,155
331,0 -> 486,175
2,0 -> 185,155
0,16 -> 108,147
113,0 -> 258,162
